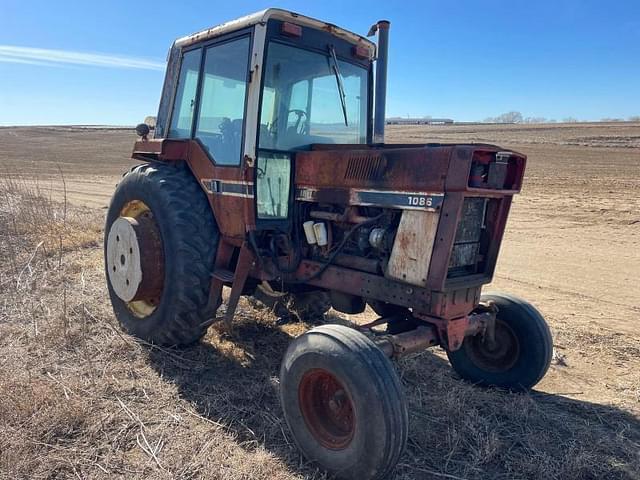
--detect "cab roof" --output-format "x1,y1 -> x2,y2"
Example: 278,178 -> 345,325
174,8 -> 376,53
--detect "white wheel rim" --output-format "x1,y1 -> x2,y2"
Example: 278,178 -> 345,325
107,217 -> 143,302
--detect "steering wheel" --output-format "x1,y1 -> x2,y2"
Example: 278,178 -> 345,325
287,109 -> 308,135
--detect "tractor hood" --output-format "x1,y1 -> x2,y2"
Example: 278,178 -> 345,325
294,144 -> 526,197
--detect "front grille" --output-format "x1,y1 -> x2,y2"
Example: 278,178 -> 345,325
344,155 -> 385,181
448,197 -> 487,278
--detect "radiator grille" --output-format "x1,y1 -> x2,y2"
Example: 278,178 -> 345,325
448,198 -> 487,277
344,155 -> 385,181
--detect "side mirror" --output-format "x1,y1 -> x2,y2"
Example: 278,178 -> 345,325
135,123 -> 150,139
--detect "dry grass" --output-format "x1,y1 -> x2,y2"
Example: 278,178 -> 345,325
0,175 -> 100,257
0,180 -> 639,480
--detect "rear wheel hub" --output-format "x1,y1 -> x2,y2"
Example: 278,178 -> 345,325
106,201 -> 164,316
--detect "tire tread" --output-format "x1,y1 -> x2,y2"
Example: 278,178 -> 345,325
105,162 -> 218,346
282,324 -> 408,479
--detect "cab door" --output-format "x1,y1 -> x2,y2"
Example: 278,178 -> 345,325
166,33 -> 254,239
253,80 -> 296,230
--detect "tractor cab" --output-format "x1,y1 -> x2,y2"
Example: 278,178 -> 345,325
155,9 -> 374,151
140,9 -> 380,237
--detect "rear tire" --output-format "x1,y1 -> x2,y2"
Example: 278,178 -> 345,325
280,325 -> 407,480
447,293 -> 553,391
104,162 -> 218,346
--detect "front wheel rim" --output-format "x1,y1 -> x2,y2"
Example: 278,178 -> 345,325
465,318 -> 521,373
298,368 -> 356,450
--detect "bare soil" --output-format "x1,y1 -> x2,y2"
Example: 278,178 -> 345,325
0,122 -> 638,479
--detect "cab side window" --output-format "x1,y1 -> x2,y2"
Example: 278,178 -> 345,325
168,48 -> 201,138
194,36 -> 251,166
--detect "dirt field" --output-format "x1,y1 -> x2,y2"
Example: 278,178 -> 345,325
0,123 -> 639,479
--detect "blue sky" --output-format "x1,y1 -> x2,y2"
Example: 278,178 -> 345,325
1,0 -> 638,125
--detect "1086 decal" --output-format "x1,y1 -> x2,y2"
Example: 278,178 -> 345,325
407,195 -> 432,207
296,187 -> 444,211
355,190 -> 444,211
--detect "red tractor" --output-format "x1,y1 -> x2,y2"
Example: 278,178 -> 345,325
105,9 -> 552,479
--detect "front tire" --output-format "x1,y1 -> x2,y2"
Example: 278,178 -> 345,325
447,293 -> 553,391
280,325 -> 408,480
104,162 -> 218,346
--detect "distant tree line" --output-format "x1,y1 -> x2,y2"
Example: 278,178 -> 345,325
602,116 -> 640,122
483,111 -> 640,124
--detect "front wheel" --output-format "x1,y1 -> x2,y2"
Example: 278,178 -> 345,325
280,325 -> 408,480
447,293 -> 553,391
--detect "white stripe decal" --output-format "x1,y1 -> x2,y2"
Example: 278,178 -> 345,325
296,187 -> 444,211
201,179 -> 255,198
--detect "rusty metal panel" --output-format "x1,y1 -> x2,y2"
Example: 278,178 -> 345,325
428,286 -> 481,319
289,260 -> 432,311
133,139 -> 164,155
386,210 -> 439,287
425,192 -> 464,291
295,146 -> 451,192
445,146 -> 475,192
131,139 -> 252,240
181,142 -> 251,239
132,138 -> 189,159
482,196 -> 513,280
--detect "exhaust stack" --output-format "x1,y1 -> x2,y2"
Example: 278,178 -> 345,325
369,20 -> 390,144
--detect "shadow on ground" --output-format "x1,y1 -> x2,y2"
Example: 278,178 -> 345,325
147,316 -> 640,480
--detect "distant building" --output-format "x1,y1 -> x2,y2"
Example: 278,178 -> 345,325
386,117 -> 454,125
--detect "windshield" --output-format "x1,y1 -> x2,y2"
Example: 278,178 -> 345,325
259,41 -> 369,151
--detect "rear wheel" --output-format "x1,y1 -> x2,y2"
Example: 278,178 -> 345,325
447,293 -> 553,391
280,325 -> 407,480
104,162 -> 218,346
